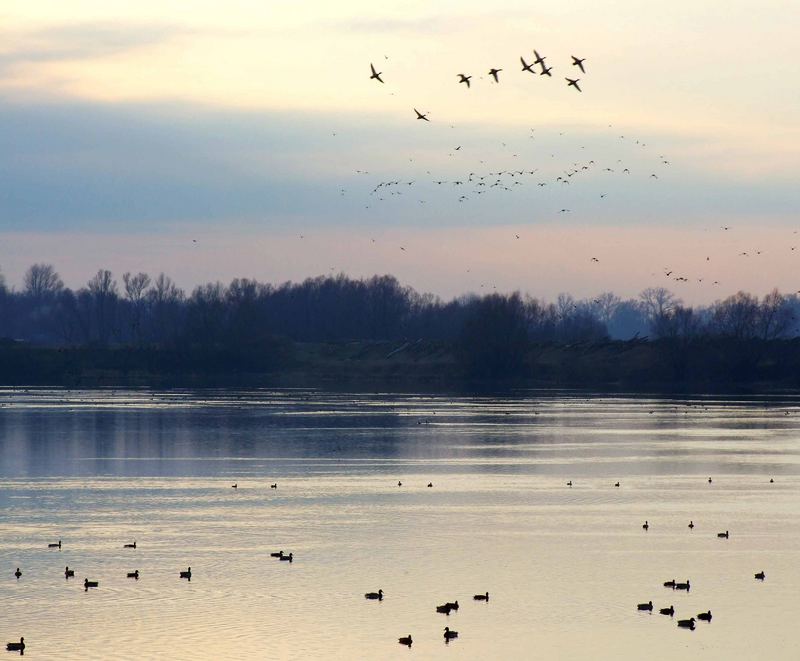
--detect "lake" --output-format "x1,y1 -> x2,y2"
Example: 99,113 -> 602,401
1,388 -> 799,660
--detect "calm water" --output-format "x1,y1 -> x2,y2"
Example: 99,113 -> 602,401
1,388 -> 799,660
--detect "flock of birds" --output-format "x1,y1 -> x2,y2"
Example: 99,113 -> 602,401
363,588 -> 490,647
6,539 -> 206,655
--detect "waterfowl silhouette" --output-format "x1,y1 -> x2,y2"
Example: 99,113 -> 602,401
427,482 -> 433,487
48,540 -> 61,549
369,63 -> 384,83
127,570 -> 139,579
84,578 -> 99,591
14,568 -> 21,579
444,627 -> 458,641
678,618 -> 696,630
280,553 -> 293,562
642,521 -> 649,530
675,580 -> 690,591
717,531 -> 729,539
270,551 -> 284,558
231,483 -> 237,489
769,478 -> 774,483
660,605 -> 674,617
397,481 -> 402,486
637,601 -> 653,612
540,65 -> 553,77
270,483 -> 277,489
697,610 -> 712,622
708,477 -> 712,483
123,542 -> 136,549
65,566 -> 74,578
414,108 -> 430,122
436,604 -> 453,614
688,521 -> 694,529
457,74 -> 472,88
532,49 -> 546,67
473,592 -> 489,601
488,68 -> 502,82
571,56 -> 586,73
398,635 -> 412,647
179,567 -> 191,579
566,481 -> 572,487
663,579 -> 676,588
444,601 -> 459,611
520,56 -> 535,73
755,571 -> 766,580
5,638 -> 24,652
566,77 -> 581,91
365,589 -> 383,600
614,482 -> 620,487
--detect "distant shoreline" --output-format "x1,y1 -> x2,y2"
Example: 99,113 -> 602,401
2,338 -> 800,394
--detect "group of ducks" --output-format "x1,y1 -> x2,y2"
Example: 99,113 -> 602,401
637,571 -> 765,631
7,539 -> 194,652
363,589 -> 489,647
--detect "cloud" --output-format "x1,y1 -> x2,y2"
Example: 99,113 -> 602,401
0,22 -> 196,76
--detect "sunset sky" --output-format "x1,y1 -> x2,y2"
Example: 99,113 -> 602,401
1,1 -> 798,302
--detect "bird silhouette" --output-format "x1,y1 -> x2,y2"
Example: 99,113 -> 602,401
369,63 -> 384,83
488,68 -> 502,82
414,108 -> 430,121
566,77 -> 582,91
520,56 -> 535,73
458,74 -> 472,88
571,56 -> 586,73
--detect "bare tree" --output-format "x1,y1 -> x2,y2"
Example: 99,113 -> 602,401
87,269 -> 119,344
639,287 -> 680,320
758,289 -> 793,340
24,264 -> 63,300
592,292 -> 621,326
711,291 -> 759,339
123,272 -> 151,344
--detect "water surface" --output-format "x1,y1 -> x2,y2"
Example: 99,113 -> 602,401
1,389 -> 799,659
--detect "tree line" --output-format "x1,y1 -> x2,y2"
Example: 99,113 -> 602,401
1,264 -> 799,354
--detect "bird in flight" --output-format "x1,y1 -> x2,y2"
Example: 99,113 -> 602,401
533,49 -> 547,67
458,73 -> 472,88
540,65 -> 553,77
571,56 -> 586,73
369,63 -> 384,83
520,56 -> 535,73
566,77 -> 582,92
414,108 -> 430,121
488,68 -> 502,82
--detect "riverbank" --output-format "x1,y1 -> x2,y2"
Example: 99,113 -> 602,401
2,337 -> 800,392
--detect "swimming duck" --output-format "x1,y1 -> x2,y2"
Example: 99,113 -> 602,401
678,617 -> 695,629
427,482 -> 433,487
48,540 -> 61,549
179,567 -> 191,579
697,610 -> 712,622
65,566 -> 74,578
84,579 -> 99,590
398,635 -> 412,647
5,638 -> 24,652
717,531 -> 729,539
688,521 -> 694,529
675,580 -> 690,591
397,481 -> 402,486
445,601 -> 459,611
127,570 -> 139,579
473,592 -> 489,601
270,483 -> 278,489
123,541 -> 136,549
566,481 -> 572,487
755,571 -> 765,580
637,601 -> 653,611
436,604 -> 452,614
270,551 -> 284,558
663,579 -> 676,588
642,521 -> 649,530
14,568 -> 21,579
280,553 -> 293,562
444,627 -> 458,641
231,483 -> 237,489
365,589 -> 383,600
614,482 -> 620,487
660,605 -> 674,617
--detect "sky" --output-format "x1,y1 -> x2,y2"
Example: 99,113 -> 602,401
0,1 -> 799,302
